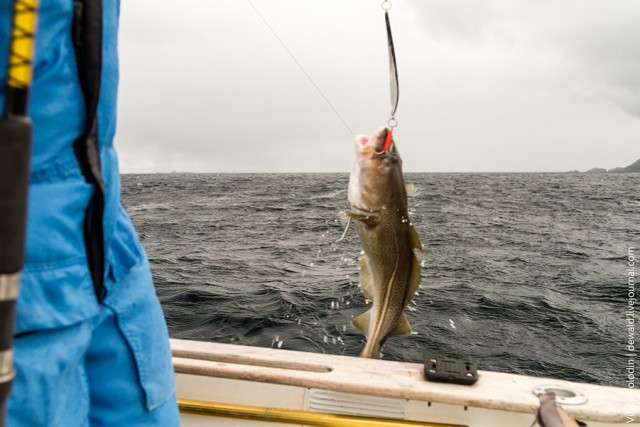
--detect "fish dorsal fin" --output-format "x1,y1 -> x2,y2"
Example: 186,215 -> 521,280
404,255 -> 421,307
352,309 -> 372,337
358,256 -> 375,300
409,224 -> 422,250
390,313 -> 412,337
346,210 -> 380,227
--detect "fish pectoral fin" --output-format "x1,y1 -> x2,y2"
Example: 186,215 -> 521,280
390,313 -> 412,337
352,310 -> 372,337
404,255 -> 422,307
405,182 -> 415,194
358,257 -> 375,300
409,224 -> 423,250
336,217 -> 352,242
346,210 -> 380,227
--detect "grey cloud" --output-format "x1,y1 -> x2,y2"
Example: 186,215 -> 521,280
116,0 -> 639,173
406,0 -> 640,119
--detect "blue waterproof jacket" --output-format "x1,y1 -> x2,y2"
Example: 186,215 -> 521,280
0,0 -> 174,411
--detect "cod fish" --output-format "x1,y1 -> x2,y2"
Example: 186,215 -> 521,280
345,127 -> 422,359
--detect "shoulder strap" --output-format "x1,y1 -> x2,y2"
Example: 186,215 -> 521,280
72,0 -> 106,301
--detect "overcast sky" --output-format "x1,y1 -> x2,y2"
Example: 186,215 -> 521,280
116,0 -> 640,173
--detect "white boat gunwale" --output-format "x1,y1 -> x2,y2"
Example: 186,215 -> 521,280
171,339 -> 633,424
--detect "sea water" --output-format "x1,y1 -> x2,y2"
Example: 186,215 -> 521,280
121,172 -> 639,387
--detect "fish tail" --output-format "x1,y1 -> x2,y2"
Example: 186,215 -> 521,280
359,340 -> 382,359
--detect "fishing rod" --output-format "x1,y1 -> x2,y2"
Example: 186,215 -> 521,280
0,0 -> 38,425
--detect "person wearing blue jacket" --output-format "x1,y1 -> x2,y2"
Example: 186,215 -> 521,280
0,0 -> 180,425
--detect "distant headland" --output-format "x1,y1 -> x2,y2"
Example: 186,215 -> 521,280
575,158 -> 640,173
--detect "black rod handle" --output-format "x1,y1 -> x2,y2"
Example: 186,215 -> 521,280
0,117 -> 32,274
0,116 -> 32,424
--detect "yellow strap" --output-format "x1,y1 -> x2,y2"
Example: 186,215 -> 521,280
7,0 -> 38,89
179,399 -> 467,427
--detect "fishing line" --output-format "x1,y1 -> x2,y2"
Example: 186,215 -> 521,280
246,0 -> 355,137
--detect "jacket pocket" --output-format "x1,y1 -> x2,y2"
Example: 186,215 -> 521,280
103,205 -> 176,411
18,176 -> 100,334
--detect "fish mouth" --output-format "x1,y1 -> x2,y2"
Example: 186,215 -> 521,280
372,128 -> 389,154
354,127 -> 397,162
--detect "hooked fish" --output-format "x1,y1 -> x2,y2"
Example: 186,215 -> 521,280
344,127 -> 422,359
